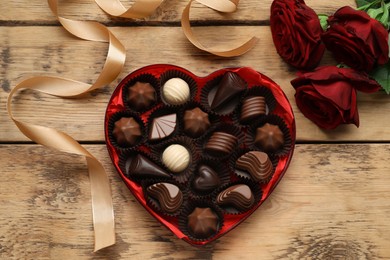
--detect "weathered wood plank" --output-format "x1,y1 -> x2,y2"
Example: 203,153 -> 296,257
0,0 -> 355,24
1,26 -> 389,142
0,144 -> 389,259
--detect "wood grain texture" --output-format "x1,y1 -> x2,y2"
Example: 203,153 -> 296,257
2,26 -> 390,142
0,0 -> 355,24
0,144 -> 389,259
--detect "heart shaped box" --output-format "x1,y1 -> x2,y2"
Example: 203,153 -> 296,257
104,64 -> 296,246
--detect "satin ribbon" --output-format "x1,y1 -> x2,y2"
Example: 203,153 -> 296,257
7,0 -> 128,251
181,0 -> 259,57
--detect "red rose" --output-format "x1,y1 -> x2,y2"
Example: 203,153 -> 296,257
270,0 -> 325,70
291,66 -> 381,129
322,6 -> 389,72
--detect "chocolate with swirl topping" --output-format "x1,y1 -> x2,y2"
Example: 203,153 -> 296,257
216,184 -> 254,211
147,182 -> 183,213
236,151 -> 273,182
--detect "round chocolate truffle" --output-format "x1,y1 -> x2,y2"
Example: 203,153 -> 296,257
187,207 -> 219,238
127,81 -> 156,111
162,78 -> 190,105
162,144 -> 190,173
183,107 -> 211,137
255,123 -> 284,152
112,117 -> 142,146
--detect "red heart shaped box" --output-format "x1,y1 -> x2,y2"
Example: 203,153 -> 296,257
104,64 -> 296,246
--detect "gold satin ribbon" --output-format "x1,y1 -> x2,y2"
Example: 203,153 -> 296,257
7,0 -> 128,251
181,0 -> 259,57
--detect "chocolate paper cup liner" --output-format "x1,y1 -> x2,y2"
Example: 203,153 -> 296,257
230,148 -> 279,184
146,105 -> 183,144
151,136 -> 198,183
107,111 -> 146,153
159,70 -> 197,107
200,123 -> 246,160
141,179 -> 187,217
248,114 -> 292,157
122,73 -> 160,113
119,149 -> 172,183
189,157 -> 231,198
179,101 -> 221,141
212,180 -> 262,215
234,86 -> 276,125
178,200 -> 224,242
200,74 -> 248,117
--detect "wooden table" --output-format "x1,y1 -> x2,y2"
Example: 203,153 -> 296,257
2,1 -> 390,259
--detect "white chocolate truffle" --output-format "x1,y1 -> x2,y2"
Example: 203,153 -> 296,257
162,78 -> 190,105
162,144 -> 190,173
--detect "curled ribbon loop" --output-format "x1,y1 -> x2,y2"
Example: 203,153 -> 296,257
95,0 -> 164,19
181,0 -> 259,57
7,0 -> 126,251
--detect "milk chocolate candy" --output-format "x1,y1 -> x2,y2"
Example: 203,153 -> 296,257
149,113 -> 177,140
183,107 -> 211,138
236,151 -> 273,182
216,184 -> 254,211
127,81 -> 156,111
240,96 -> 266,122
205,131 -> 238,156
210,72 -> 246,110
255,123 -> 284,152
125,154 -> 170,178
187,207 -> 219,238
112,117 -> 142,146
147,182 -> 183,213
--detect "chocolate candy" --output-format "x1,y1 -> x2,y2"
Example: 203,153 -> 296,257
127,81 -> 156,111
162,144 -> 190,173
188,207 -> 219,238
255,123 -> 284,152
125,154 -> 170,178
183,107 -> 211,137
210,72 -> 246,111
147,182 -> 183,213
193,165 -> 220,193
216,184 -> 254,211
112,117 -> 142,146
205,131 -> 238,156
240,96 -> 266,122
149,113 -> 177,140
236,151 -> 273,182
162,78 -> 190,105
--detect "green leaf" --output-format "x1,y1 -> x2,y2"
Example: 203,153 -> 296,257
318,14 -> 328,31
370,62 -> 390,94
356,0 -> 382,10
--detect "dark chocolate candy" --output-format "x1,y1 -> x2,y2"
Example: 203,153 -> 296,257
205,131 -> 238,156
187,207 -> 219,238
255,123 -> 284,152
193,165 -> 220,193
183,107 -> 211,138
236,151 -> 273,183
147,182 -> 183,213
216,184 -> 254,211
240,96 -> 266,122
112,117 -> 142,146
127,81 -> 156,111
149,113 -> 177,140
125,154 -> 170,178
210,72 -> 246,110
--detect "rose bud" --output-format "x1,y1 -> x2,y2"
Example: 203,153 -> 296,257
322,6 -> 389,72
291,66 -> 381,129
270,0 -> 325,70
